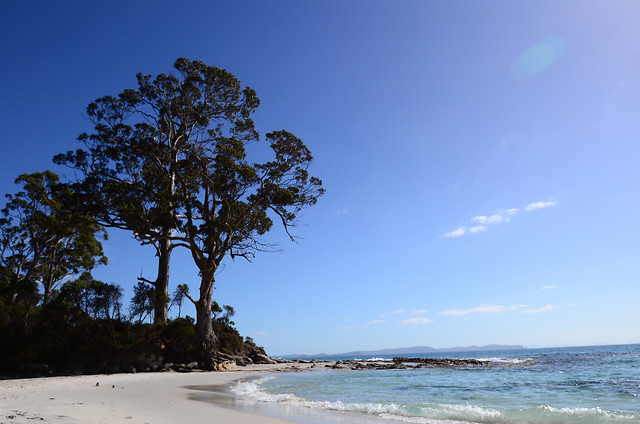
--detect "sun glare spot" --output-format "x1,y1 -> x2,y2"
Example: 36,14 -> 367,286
510,36 -> 566,80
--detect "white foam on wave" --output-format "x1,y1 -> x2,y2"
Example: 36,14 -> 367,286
537,405 -> 637,421
481,357 -> 535,365
231,378 -> 639,424
353,357 -> 390,362
230,378 -> 504,423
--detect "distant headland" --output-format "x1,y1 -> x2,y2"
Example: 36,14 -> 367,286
283,344 -> 526,360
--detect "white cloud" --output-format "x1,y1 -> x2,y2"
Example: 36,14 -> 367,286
522,305 -> 559,314
469,225 -> 487,234
335,208 -> 350,217
443,198 -> 560,239
444,227 -> 466,238
392,309 -> 408,314
504,208 -> 518,217
366,319 -> 386,325
251,331 -> 269,336
446,208 -> 520,238
472,213 -> 504,225
412,309 -> 427,314
525,200 -> 558,211
509,304 -> 527,311
541,285 -> 556,290
441,305 -> 506,316
401,317 -> 433,325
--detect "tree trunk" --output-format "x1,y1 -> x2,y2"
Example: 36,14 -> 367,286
153,238 -> 171,324
43,281 -> 52,305
195,273 -> 218,360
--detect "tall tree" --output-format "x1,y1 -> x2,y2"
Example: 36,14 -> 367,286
54,58 -> 259,324
56,58 -> 323,357
0,171 -> 107,310
175,129 -> 324,355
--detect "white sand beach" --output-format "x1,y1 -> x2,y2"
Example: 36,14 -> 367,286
0,364 -> 317,424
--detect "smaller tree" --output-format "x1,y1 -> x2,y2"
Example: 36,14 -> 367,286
91,282 -> 123,321
0,171 -> 107,306
129,282 -> 155,324
170,283 -> 189,318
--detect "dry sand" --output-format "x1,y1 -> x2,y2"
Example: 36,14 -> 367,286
0,363 -> 321,424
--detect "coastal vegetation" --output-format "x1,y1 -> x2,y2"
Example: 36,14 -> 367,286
0,58 -> 323,377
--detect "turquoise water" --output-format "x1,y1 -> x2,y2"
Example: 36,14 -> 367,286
231,344 -> 640,423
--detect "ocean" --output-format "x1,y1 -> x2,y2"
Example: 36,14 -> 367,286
230,344 -> 640,423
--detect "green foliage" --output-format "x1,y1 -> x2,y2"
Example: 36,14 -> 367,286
170,283 -> 189,317
0,171 -> 107,338
0,58 -> 322,367
211,315 -> 244,356
129,282 -> 155,324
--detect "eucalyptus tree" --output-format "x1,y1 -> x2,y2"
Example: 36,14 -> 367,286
56,58 -> 324,356
175,129 -> 324,355
54,58 -> 259,324
0,171 -> 107,327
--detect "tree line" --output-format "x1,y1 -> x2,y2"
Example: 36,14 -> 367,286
0,58 -> 323,372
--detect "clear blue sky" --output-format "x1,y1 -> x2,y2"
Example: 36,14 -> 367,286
1,1 -> 639,356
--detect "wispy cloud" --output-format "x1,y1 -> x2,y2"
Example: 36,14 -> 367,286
366,319 -> 386,325
541,285 -> 556,290
392,309 -> 408,314
251,331 -> 269,336
443,200 -> 556,238
441,305 -> 506,316
509,304 -> 527,311
412,309 -> 427,314
471,209 -> 517,226
525,200 -> 557,211
443,227 -> 466,238
401,317 -> 433,325
469,225 -> 487,234
335,208 -> 350,217
522,305 -> 559,314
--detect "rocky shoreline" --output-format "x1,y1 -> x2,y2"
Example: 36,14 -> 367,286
8,355 -> 507,379
287,356 -> 497,371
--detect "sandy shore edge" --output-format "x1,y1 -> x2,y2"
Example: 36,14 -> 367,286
0,363 -> 321,424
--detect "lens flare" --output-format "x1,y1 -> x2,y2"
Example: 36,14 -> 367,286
510,36 -> 566,80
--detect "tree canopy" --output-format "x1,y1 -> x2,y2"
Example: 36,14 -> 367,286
56,58 -> 324,357
0,171 -> 107,312
55,58 -> 262,324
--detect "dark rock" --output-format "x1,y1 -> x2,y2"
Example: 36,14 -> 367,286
235,356 -> 253,366
251,353 -> 276,365
392,357 -> 491,368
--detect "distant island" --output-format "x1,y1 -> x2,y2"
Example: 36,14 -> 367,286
283,344 -> 526,360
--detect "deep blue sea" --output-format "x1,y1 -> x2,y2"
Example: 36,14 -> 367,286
231,344 -> 640,423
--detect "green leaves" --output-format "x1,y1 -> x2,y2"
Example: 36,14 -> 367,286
52,58 -> 324,349
0,171 -> 107,306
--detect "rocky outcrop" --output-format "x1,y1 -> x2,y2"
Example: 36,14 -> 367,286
393,357 -> 492,367
329,360 -> 408,370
